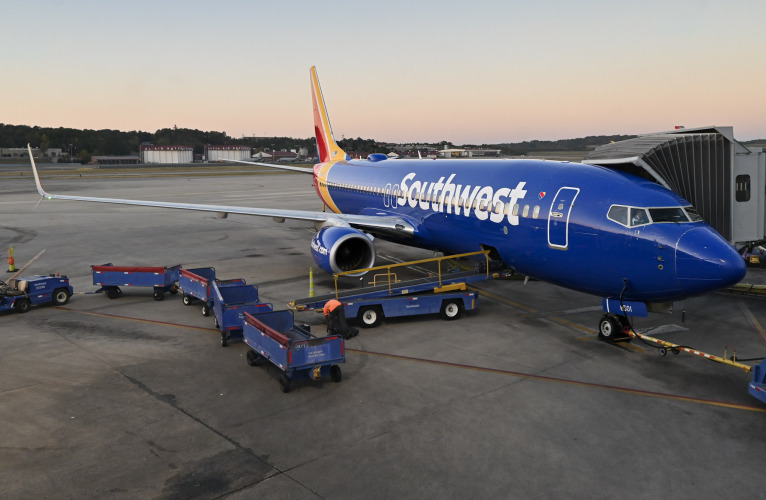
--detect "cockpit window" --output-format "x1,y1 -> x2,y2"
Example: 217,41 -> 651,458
683,206 -> 704,222
630,208 -> 650,227
648,207 -> 689,223
607,205 -> 628,226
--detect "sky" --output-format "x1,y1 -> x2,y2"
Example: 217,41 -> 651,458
2,0 -> 765,145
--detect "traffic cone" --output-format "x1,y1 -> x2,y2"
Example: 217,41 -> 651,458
7,247 -> 16,273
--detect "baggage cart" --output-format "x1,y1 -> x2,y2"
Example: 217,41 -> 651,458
211,279 -> 272,346
749,358 -> 766,404
92,263 -> 181,300
179,267 -> 222,316
243,310 -> 344,393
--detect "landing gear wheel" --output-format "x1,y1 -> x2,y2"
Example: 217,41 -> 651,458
52,289 -> 70,305
279,374 -> 291,393
182,295 -> 193,306
358,306 -> 382,328
598,315 -> 621,340
246,350 -> 258,366
330,365 -> 342,383
14,298 -> 30,313
201,304 -> 210,317
440,300 -> 463,320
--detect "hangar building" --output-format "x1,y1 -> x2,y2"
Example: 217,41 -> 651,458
140,145 -> 193,164
204,145 -> 251,162
585,126 -> 766,244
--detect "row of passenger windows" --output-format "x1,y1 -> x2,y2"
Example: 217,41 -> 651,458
321,181 -> 543,218
607,205 -> 703,228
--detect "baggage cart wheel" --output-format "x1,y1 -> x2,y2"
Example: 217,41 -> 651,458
358,306 -> 382,328
330,365 -> 342,383
201,304 -> 210,316
246,350 -> 258,366
153,291 -> 164,301
220,332 -> 228,347
106,287 -> 121,300
14,298 -> 31,313
440,300 -> 463,320
52,288 -> 70,306
279,374 -> 291,393
214,317 -> 220,329
182,295 -> 193,306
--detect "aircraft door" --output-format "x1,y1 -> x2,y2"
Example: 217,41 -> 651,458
384,183 -> 398,209
547,187 -> 580,249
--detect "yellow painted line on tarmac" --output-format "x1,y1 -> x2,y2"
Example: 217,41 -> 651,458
467,285 -> 537,313
53,306 -> 216,332
347,348 -> 766,413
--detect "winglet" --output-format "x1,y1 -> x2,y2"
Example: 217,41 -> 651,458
310,66 -> 348,163
27,144 -> 51,199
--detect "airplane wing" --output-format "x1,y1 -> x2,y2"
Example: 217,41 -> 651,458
216,158 -> 315,174
27,145 -> 415,236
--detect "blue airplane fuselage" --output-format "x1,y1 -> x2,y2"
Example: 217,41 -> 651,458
315,157 -> 745,303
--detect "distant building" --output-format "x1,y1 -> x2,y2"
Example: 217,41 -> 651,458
438,148 -> 501,158
1,147 -> 63,160
90,156 -> 141,166
204,145 -> 251,162
140,145 -> 193,164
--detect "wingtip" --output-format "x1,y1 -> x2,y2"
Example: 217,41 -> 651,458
27,143 -> 49,198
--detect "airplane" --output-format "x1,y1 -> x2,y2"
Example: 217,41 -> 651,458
27,66 -> 746,339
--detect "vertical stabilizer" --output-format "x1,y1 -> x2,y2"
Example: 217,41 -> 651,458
311,66 -> 347,163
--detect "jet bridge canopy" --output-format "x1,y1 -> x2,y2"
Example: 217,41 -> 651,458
585,126 -> 765,243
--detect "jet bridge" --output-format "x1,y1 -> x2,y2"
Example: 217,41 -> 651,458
584,126 -> 766,244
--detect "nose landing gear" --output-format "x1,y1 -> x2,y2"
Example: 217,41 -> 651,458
598,314 -> 632,342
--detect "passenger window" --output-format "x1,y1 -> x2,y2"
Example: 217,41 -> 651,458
630,208 -> 649,226
532,206 -> 540,219
607,205 -> 628,226
512,204 -> 519,216
522,205 -> 530,217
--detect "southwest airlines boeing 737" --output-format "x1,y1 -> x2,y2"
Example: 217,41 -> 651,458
28,66 -> 746,338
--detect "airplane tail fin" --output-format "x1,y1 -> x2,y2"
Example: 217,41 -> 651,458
311,66 -> 348,163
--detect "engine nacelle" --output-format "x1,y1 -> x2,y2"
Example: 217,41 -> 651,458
311,226 -> 375,276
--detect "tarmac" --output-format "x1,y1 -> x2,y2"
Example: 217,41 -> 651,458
1,168 -> 765,499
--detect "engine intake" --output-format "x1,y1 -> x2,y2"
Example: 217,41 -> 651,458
311,226 -> 375,276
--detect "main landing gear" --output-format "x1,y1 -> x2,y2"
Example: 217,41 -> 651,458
598,313 -> 632,342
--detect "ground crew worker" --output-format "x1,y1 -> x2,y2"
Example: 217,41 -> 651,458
323,298 -> 342,332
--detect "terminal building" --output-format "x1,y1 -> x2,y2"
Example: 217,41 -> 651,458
140,145 -> 193,164
585,126 -> 766,245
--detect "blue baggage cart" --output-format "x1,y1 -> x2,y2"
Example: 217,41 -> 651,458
92,263 -> 181,300
749,358 -> 766,404
179,267 -> 220,316
211,279 -> 273,346
243,310 -> 345,393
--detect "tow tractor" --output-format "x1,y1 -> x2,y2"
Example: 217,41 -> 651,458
0,274 -> 73,313
0,249 -> 72,314
291,251 -> 500,328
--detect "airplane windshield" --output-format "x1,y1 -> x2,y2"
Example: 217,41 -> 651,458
648,207 -> 689,223
608,204 -> 701,228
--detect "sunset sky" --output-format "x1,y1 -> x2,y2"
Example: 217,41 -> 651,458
2,0 -> 765,145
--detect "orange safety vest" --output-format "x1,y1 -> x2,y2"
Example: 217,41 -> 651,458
323,299 -> 342,316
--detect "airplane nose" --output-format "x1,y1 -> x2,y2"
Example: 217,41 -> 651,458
676,227 -> 746,294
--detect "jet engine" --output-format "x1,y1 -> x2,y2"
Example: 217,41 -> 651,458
311,226 -> 375,276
